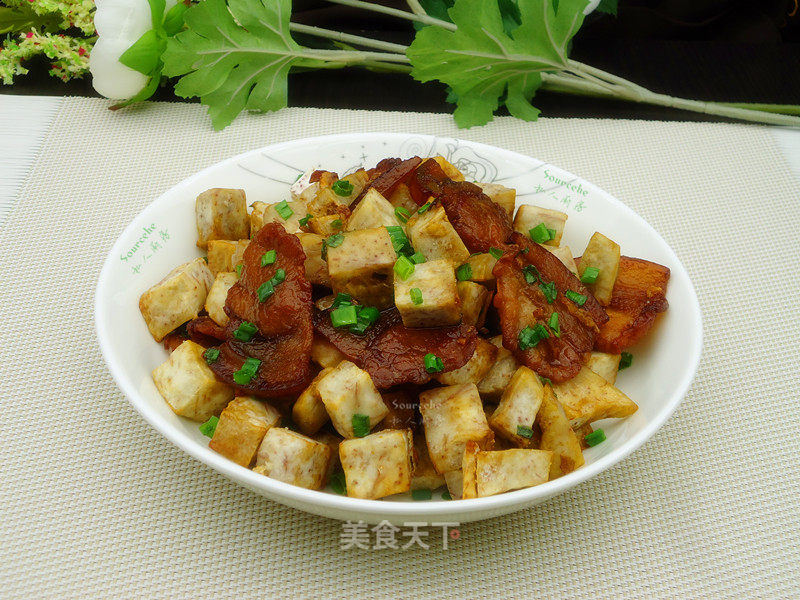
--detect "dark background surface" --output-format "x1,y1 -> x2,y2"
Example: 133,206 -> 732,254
3,0 -> 800,122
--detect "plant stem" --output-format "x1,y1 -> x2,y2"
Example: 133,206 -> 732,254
405,0 -> 428,17
301,48 -> 411,64
289,22 -> 410,54
324,0 -> 457,31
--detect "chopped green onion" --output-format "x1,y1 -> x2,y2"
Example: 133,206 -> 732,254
455,263 -> 473,281
533,323 -> 550,341
546,227 -> 557,240
395,206 -> 411,223
351,413 -> 370,438
257,281 -> 275,302
584,429 -> 606,447
424,353 -> 444,374
411,489 -> 432,501
235,263 -> 243,277
330,471 -> 347,495
565,290 -> 587,306
516,425 -> 534,439
331,304 -> 358,328
260,250 -> 277,266
409,252 -> 426,264
529,223 -> 553,244
331,292 -> 352,309
298,213 -> 313,227
580,266 -> 600,284
548,312 -> 560,337
332,179 -> 354,196
539,375 -> 552,387
203,348 -> 220,365
619,352 -> 633,370
233,357 -> 261,384
522,265 -> 540,284
202,256 -> 208,263
275,200 -> 293,220
386,225 -> 413,256
271,268 -> 286,284
199,415 -> 219,438
417,201 -> 433,214
539,281 -> 557,303
326,233 -> 344,248
410,288 -> 423,305
331,218 -> 343,230
394,255 -> 415,280
350,306 -> 380,335
489,247 -> 504,259
518,326 -> 540,351
441,490 -> 452,500
232,321 -> 258,342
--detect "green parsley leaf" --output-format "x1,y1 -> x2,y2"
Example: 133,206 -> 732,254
407,0 -> 587,127
163,0 -> 331,130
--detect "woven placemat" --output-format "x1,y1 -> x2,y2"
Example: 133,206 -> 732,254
2,98 -> 798,599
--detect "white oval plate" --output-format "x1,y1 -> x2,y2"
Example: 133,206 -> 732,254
95,133 -> 702,524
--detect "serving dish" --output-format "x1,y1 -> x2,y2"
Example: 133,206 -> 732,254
95,132 -> 702,524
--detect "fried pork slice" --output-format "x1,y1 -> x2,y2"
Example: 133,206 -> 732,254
352,156 -> 423,206
205,223 -> 314,397
593,256 -> 670,354
408,158 -> 513,253
493,233 -> 608,383
313,307 -> 477,389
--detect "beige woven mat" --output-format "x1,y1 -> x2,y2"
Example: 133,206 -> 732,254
2,98 -> 798,599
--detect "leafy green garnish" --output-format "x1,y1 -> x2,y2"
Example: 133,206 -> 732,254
407,0 -> 587,127
163,0 -> 331,130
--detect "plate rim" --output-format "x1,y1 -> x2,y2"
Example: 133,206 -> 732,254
95,131 -> 703,519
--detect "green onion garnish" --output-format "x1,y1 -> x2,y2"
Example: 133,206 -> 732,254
619,352 -> 633,370
331,292 -> 352,309
386,225 -> 413,256
539,375 -> 551,387
518,326 -> 540,351
275,200 -> 293,220
533,323 -> 550,341
489,247 -> 503,259
331,304 -> 358,328
455,263 -> 473,281
441,490 -> 452,500
351,413 -> 370,437
584,429 -> 606,447
326,233 -> 344,248
580,266 -> 600,284
424,353 -> 444,373
203,348 -> 220,365
232,321 -> 258,342
260,250 -> 277,266
409,252 -> 426,264
411,489 -> 432,501
350,306 -> 380,335
410,288 -> 423,305
395,206 -> 411,223
565,290 -> 587,306
547,227 -> 557,239
522,264 -> 540,284
548,312 -> 560,337
199,415 -> 219,438
332,179 -> 354,196
298,213 -> 313,227
394,255 -> 415,280
233,357 -> 261,384
539,281 -> 557,303
516,425 -> 534,439
529,223 -> 553,244
331,218 -> 343,230
257,281 -> 275,302
272,268 -> 286,284
330,471 -> 347,495
235,263 -> 243,277
418,201 -> 433,214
